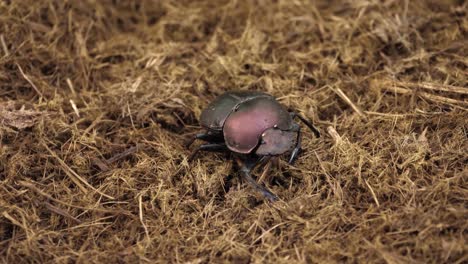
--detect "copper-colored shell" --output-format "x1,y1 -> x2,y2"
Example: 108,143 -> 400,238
199,91 -> 270,131
223,97 -> 293,153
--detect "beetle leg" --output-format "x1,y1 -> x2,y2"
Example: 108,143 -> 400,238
188,143 -> 228,162
289,112 -> 320,138
288,126 -> 302,164
185,131 -> 223,148
236,157 -> 278,202
252,155 -> 271,171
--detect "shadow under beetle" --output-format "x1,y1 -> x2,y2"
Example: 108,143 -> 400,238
187,91 -> 320,202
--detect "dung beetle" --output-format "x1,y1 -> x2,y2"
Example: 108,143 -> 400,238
187,91 -> 320,201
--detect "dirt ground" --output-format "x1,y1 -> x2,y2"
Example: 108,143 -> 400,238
1,0 -> 467,263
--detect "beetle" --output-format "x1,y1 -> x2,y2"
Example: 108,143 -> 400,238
186,91 -> 320,201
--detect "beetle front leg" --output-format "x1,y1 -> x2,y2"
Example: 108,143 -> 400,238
289,111 -> 320,138
288,126 -> 302,164
235,157 -> 278,202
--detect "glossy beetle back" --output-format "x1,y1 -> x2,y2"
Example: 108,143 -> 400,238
200,91 -> 271,130
223,96 -> 293,153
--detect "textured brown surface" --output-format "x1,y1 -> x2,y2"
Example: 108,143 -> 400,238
0,0 -> 467,263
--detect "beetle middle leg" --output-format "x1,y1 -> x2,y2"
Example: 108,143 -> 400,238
188,143 -> 228,162
185,130 -> 223,148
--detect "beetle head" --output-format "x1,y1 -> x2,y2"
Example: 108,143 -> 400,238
255,128 -> 297,156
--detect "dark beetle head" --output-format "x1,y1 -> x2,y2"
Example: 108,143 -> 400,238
223,96 -> 293,154
256,128 -> 297,156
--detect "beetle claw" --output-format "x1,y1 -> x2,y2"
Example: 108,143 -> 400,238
262,191 -> 279,202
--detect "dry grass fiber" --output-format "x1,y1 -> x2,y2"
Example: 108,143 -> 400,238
1,0 -> 467,263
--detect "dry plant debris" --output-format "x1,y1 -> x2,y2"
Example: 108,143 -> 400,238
0,101 -> 44,130
1,0 -> 467,263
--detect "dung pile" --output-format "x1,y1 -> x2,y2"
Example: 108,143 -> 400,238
1,0 -> 466,263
